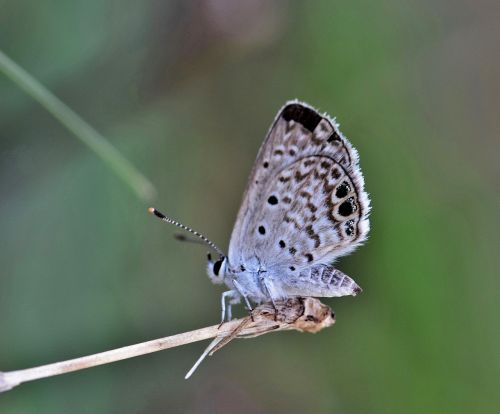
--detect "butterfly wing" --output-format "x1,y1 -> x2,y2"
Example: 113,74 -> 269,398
227,101 -> 370,278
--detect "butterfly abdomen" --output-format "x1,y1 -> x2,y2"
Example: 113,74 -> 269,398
280,264 -> 361,298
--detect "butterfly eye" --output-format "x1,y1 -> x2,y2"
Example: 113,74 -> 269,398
213,258 -> 224,276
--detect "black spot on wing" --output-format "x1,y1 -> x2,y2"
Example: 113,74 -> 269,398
338,197 -> 356,217
305,225 -> 321,248
281,103 -> 322,132
267,195 -> 278,205
279,176 -> 290,183
327,131 -> 342,143
345,220 -> 355,236
306,202 -> 318,213
335,181 -> 351,198
331,167 -> 341,179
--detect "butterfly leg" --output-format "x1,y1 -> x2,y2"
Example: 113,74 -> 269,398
232,279 -> 255,321
232,279 -> 253,311
261,278 -> 279,321
220,290 -> 237,325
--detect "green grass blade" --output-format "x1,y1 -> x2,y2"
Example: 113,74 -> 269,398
0,49 -> 156,202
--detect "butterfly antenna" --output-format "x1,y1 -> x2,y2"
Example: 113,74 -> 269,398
173,233 -> 207,246
148,207 -> 225,257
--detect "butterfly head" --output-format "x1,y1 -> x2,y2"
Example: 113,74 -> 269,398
207,253 -> 227,284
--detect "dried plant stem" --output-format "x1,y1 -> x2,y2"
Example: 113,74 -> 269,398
0,298 -> 334,392
0,321 -> 239,393
0,49 -> 155,202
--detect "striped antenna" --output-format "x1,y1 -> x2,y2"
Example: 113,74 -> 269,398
148,207 -> 225,257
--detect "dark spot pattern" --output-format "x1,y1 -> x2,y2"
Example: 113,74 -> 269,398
284,215 -> 300,229
258,225 -> 266,235
279,240 -> 286,248
331,168 -> 341,179
263,161 -> 269,168
289,149 -> 296,156
305,253 -> 314,262
338,197 -> 356,217
313,170 -> 328,180
322,181 -> 335,195
310,134 -> 324,145
267,195 -> 278,205
289,247 -> 297,255
281,103 -> 322,132
289,266 -> 296,271
294,170 -> 309,182
305,225 -> 321,248
327,132 -> 342,143
335,181 -> 351,198
306,203 -> 318,213
345,220 -> 355,236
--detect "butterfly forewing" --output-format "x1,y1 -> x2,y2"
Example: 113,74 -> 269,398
228,101 -> 370,274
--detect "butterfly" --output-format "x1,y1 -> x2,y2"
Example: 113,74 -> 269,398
150,100 -> 370,322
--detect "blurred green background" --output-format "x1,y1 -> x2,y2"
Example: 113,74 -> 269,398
1,1 -> 498,413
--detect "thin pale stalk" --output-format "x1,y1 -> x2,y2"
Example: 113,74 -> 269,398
0,298 -> 334,392
0,321 -> 241,392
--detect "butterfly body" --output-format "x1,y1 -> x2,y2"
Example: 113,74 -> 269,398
207,100 -> 370,319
